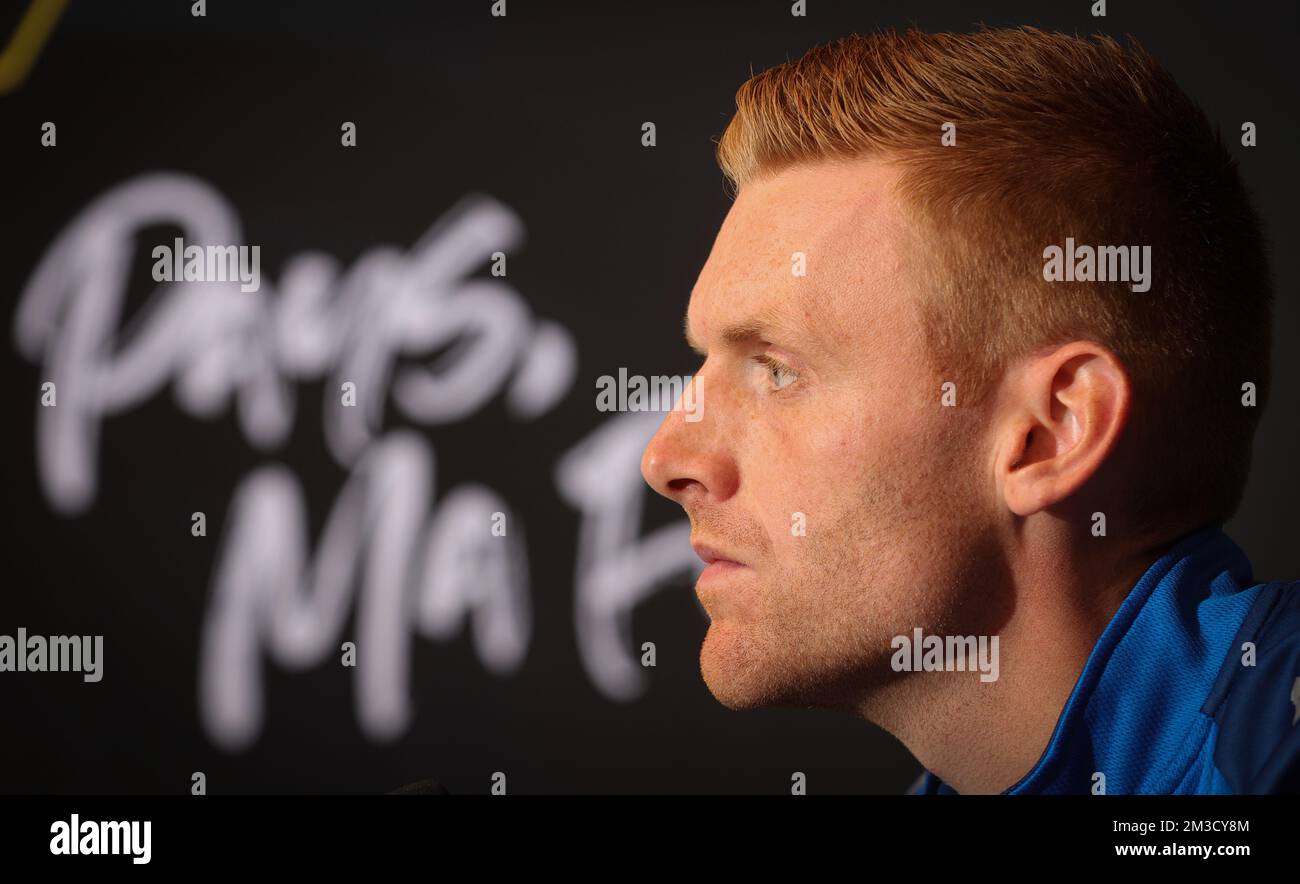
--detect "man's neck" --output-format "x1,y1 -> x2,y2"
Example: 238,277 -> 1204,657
866,527 -> 1172,794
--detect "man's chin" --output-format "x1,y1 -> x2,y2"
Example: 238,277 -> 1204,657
699,621 -> 888,713
698,621 -> 787,710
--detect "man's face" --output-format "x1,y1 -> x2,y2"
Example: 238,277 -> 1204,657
640,156 -> 1002,713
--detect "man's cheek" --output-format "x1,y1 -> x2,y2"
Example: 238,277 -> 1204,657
748,459 -> 840,545
802,408 -> 881,476
763,501 -> 819,569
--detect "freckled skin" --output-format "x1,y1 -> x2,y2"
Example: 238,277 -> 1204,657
641,157 -> 1006,716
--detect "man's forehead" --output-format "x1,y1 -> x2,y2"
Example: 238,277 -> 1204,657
684,158 -> 908,355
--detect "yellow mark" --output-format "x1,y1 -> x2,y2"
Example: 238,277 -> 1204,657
0,0 -> 69,95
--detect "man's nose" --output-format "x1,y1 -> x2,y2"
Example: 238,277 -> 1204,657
640,375 -> 738,506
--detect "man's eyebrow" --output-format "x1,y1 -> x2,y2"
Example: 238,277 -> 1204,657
683,307 -> 807,356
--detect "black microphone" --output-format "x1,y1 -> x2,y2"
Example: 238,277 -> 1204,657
388,778 -> 451,795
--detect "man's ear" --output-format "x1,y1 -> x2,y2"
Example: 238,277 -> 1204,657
995,342 -> 1131,517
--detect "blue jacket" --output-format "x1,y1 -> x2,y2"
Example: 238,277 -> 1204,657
912,523 -> 1300,794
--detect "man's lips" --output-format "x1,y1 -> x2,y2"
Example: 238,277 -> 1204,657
691,541 -> 752,598
690,542 -> 746,568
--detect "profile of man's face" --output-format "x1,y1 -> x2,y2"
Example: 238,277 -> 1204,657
640,156 -> 1006,715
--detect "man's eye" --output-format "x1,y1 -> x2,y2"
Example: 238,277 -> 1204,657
754,354 -> 798,391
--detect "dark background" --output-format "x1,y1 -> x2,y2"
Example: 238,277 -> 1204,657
0,0 -> 1295,794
